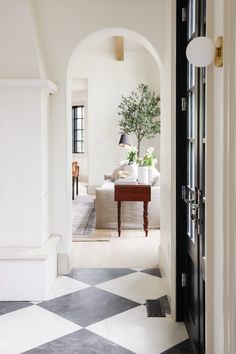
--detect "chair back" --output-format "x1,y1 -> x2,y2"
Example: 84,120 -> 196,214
72,161 -> 79,177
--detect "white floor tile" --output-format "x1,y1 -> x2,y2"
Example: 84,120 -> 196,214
88,305 -> 188,354
0,305 -> 81,354
46,276 -> 89,300
96,271 -> 167,304
72,230 -> 160,268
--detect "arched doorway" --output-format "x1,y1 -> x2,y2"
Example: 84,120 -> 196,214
66,28 -> 163,243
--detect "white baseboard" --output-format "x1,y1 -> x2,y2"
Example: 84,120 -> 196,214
0,235 -> 60,301
159,244 -> 171,307
58,252 -> 72,275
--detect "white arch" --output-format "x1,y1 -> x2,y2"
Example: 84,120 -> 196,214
67,27 -> 163,75
65,27 -> 163,264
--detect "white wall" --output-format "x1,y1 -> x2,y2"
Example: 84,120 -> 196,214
0,0 -> 45,78
69,48 -> 160,191
0,82 -> 53,247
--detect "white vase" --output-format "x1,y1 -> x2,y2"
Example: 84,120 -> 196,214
138,166 -> 148,184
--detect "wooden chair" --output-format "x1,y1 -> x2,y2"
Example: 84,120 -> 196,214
72,162 -> 80,200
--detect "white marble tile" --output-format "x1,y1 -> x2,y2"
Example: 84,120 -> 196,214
0,305 -> 81,354
72,230 -> 160,268
96,271 -> 167,304
46,276 -> 89,300
88,305 -> 188,354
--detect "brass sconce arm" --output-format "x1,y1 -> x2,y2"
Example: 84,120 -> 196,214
215,36 -> 223,67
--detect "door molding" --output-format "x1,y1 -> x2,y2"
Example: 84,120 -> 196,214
223,0 -> 236,352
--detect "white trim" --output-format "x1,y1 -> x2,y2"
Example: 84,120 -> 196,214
0,235 -> 60,260
159,244 -> 171,293
223,0 -> 236,352
0,235 -> 60,301
205,1 -> 214,352
58,252 -> 72,275
0,79 -> 57,93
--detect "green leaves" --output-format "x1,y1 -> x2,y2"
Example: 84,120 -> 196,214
118,84 -> 161,141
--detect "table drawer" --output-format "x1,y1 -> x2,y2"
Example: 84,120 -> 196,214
114,184 -> 151,202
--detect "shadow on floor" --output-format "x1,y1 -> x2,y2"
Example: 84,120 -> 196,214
161,339 -> 196,354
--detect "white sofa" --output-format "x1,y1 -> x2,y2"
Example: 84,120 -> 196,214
95,180 -> 160,229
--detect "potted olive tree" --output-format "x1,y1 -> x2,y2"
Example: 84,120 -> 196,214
118,83 -> 161,157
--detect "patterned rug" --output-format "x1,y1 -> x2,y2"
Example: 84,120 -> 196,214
72,200 -> 95,235
72,194 -> 110,242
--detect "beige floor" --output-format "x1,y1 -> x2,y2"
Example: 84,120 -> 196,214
72,181 -> 160,268
72,229 -> 160,268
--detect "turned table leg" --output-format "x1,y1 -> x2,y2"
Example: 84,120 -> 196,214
72,176 -> 75,200
143,201 -> 148,236
76,176 -> 79,196
117,201 -> 121,237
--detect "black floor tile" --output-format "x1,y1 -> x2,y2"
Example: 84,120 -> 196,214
38,287 -> 140,327
0,301 -> 32,316
161,339 -> 196,354
23,328 -> 135,354
67,268 -> 136,285
141,267 -> 162,278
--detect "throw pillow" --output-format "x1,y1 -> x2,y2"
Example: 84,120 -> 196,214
124,163 -> 138,180
111,160 -> 129,181
148,167 -> 160,185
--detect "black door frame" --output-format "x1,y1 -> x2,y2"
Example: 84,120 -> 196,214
176,0 -> 187,322
176,1 -> 206,353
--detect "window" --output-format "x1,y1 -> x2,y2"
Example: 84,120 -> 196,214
72,105 -> 85,153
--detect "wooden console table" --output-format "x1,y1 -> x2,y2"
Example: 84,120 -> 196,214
114,184 -> 151,237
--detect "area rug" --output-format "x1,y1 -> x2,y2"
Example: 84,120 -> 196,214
72,194 -> 110,242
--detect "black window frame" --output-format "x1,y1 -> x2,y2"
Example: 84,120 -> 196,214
72,105 -> 85,154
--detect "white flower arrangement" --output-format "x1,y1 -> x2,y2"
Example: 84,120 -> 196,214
137,147 -> 157,167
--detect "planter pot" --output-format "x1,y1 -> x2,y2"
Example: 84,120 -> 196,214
138,166 -> 148,184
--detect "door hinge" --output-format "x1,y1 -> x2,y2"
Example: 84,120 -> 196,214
182,8 -> 187,22
181,97 -> 187,111
182,273 -> 187,287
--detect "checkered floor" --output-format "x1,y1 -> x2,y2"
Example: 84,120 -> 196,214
0,268 -> 191,354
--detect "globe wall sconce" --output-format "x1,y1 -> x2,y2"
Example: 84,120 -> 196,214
186,36 -> 223,68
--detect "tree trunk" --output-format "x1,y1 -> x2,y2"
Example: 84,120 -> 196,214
137,138 -> 141,157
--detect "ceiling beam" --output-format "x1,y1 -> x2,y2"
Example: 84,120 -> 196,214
114,36 -> 124,61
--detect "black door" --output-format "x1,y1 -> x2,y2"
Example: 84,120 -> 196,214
176,0 -> 206,353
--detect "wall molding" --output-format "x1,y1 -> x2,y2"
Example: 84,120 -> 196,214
0,79 -> 57,93
0,235 -> 60,301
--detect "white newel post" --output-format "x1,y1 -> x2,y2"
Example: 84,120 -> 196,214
0,79 -> 59,301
